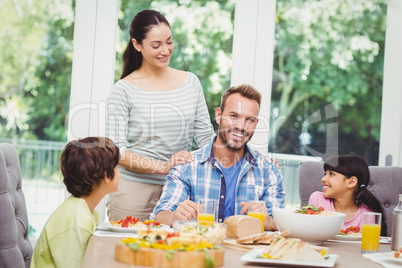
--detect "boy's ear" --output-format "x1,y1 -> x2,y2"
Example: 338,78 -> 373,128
104,172 -> 111,184
348,176 -> 358,188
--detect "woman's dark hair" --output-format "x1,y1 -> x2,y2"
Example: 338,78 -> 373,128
120,10 -> 171,79
324,155 -> 387,235
60,137 -> 120,197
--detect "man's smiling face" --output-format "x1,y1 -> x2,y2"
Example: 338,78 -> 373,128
215,93 -> 260,151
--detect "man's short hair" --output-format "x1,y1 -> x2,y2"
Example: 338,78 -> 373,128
220,84 -> 262,112
60,137 -> 120,197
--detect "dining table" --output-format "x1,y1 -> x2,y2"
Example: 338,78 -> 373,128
82,231 -> 395,268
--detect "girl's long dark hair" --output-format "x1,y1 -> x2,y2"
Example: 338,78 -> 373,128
324,155 -> 387,236
120,10 -> 171,79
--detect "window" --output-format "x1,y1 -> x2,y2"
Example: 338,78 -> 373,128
232,0 -> 402,207
270,0 -> 387,165
0,0 -> 74,237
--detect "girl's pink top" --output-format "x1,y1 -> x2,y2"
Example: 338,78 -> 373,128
308,191 -> 373,229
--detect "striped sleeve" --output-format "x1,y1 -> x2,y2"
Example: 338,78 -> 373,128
106,83 -> 130,153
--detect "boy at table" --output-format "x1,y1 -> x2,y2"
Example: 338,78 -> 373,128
31,137 -> 120,268
151,84 -> 285,230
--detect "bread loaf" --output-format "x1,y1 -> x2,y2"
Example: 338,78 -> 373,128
224,215 -> 263,239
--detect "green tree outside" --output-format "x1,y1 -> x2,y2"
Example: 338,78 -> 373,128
269,0 -> 386,164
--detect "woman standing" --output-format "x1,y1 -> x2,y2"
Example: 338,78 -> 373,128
106,10 -> 214,221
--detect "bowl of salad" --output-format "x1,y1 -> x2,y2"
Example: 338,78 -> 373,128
273,205 -> 346,244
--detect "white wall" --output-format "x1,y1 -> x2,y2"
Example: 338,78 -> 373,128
231,0 -> 277,154
68,0 -> 120,220
379,0 -> 402,167
69,0 -> 119,141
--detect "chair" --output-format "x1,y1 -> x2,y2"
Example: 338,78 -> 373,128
298,161 -> 402,237
0,143 -> 33,268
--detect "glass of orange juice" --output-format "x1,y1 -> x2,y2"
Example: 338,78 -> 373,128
198,199 -> 216,225
248,200 -> 266,232
361,212 -> 382,254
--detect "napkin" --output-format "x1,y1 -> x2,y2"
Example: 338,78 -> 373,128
363,252 -> 402,268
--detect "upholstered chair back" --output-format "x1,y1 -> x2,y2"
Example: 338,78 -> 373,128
298,161 -> 402,237
0,143 -> 33,268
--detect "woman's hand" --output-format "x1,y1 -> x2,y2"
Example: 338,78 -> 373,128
163,151 -> 194,173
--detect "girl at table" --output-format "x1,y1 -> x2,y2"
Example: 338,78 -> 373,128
309,154 -> 387,236
106,10 -> 214,221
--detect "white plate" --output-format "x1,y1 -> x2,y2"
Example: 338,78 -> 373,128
98,222 -> 171,233
331,234 -> 361,241
383,252 -> 402,263
240,248 -> 338,267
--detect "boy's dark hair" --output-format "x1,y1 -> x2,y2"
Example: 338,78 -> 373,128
60,137 -> 120,197
324,154 -> 387,236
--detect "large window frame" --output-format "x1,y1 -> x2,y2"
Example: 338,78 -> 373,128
69,0 -> 402,219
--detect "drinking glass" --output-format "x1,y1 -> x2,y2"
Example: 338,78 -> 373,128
248,200 -> 265,232
198,199 -> 216,225
361,212 -> 382,254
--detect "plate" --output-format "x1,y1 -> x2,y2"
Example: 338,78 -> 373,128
383,252 -> 402,263
98,222 -> 171,233
240,248 -> 338,267
330,234 -> 361,241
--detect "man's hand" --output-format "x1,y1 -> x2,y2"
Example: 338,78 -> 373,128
239,201 -> 278,231
240,201 -> 248,215
172,200 -> 198,221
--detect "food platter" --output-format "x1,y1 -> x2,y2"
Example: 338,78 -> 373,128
98,222 -> 171,233
240,248 -> 338,267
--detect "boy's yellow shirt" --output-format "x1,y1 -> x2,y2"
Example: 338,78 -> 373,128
31,196 -> 99,268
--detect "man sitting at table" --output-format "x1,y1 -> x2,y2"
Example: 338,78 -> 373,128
151,84 -> 285,230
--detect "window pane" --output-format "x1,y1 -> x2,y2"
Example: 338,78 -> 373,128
269,0 -> 387,165
0,0 -> 74,237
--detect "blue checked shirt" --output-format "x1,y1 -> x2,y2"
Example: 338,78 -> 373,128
150,136 -> 285,223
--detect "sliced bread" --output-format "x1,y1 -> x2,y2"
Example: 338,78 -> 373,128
224,215 -> 263,239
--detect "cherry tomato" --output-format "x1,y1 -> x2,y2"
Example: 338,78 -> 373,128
121,216 -> 139,227
306,209 -> 315,215
340,226 -> 360,234
166,232 -> 180,238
